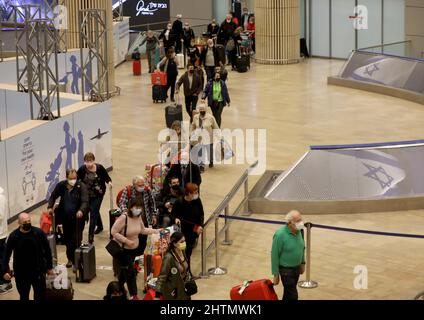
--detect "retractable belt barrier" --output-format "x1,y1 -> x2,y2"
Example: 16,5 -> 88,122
215,214 -> 424,289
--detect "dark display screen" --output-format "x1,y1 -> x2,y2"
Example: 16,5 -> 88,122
120,0 -> 170,31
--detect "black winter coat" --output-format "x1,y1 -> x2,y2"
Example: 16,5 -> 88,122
47,180 -> 89,220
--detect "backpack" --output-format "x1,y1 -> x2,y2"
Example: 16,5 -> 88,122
116,185 -> 132,208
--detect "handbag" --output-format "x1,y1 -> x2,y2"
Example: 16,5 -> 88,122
226,39 -> 235,52
184,272 -> 198,296
105,215 -> 127,257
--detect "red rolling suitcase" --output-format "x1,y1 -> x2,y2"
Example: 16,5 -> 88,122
143,288 -> 163,300
230,279 -> 278,300
151,71 -> 167,86
133,60 -> 141,75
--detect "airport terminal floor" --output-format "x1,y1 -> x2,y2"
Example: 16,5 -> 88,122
3,57 -> 424,300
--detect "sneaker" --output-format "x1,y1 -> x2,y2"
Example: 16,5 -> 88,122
130,295 -> 140,300
200,166 -> 205,173
0,283 -> 13,295
209,163 -> 214,168
66,260 -> 73,268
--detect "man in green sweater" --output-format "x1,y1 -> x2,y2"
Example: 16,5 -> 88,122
271,210 -> 306,300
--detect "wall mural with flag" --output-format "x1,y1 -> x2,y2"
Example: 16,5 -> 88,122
340,51 -> 424,94
265,141 -> 424,202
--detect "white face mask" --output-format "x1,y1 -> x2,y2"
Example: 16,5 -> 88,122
135,186 -> 144,193
132,208 -> 142,217
192,194 -> 199,200
295,221 -> 305,230
68,179 -> 77,187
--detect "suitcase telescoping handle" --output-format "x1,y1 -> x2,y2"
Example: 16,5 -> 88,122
109,185 -> 114,211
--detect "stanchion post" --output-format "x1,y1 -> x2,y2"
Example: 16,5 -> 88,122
222,205 -> 233,245
242,178 -> 251,216
298,222 -> 318,289
199,226 -> 209,279
208,216 -> 227,275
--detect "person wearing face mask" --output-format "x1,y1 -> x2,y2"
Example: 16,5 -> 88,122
47,169 -> 89,270
271,210 -> 306,301
2,213 -> 54,300
103,281 -> 128,300
190,104 -> 220,172
201,72 -> 231,127
155,231 -> 191,300
157,47 -> 180,102
176,63 -> 203,121
159,23 -> 177,52
111,198 -> 160,300
217,14 -> 237,46
155,176 -> 184,227
140,30 -> 159,73
171,183 -> 204,268
200,39 -> 224,82
118,175 -> 158,228
207,19 -> 219,38
77,152 -> 112,244
182,22 -> 195,54
164,150 -> 202,192
172,14 -> 184,53
186,38 -> 201,67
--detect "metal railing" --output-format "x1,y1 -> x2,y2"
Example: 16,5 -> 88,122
199,161 -> 258,279
356,40 -> 412,59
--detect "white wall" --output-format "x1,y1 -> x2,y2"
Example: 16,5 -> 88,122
213,0 -> 231,23
170,0 -> 213,27
3,99 -> 112,220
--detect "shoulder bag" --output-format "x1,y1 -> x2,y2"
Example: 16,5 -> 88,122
105,215 -> 128,257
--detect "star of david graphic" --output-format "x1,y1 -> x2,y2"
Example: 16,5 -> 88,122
364,63 -> 379,77
362,162 -> 394,189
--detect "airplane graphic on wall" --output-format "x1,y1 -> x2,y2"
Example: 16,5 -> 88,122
90,128 -> 109,140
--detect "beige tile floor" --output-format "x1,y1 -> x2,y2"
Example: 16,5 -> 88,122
2,57 -> 424,300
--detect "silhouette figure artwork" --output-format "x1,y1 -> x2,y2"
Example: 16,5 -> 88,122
77,130 -> 85,168
63,122 -> 77,171
45,151 -> 62,201
44,121 -> 85,200
60,55 -> 82,94
90,128 -> 109,140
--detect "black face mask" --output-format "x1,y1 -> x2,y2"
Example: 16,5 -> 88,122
22,223 -> 32,232
215,78 -> 220,82
189,70 -> 194,74
171,185 -> 180,191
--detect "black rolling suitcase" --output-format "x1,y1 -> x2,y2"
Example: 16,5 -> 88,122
75,244 -> 96,282
152,85 -> 167,103
165,97 -> 183,128
236,46 -> 250,73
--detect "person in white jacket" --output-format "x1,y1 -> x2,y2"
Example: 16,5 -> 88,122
0,186 -> 13,294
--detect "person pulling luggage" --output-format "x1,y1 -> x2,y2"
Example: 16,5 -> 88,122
175,63 -> 203,122
47,169 -> 89,271
2,213 -> 54,300
157,47 -> 179,102
201,72 -> 231,128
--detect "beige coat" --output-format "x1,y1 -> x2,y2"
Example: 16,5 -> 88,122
190,113 -> 220,145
